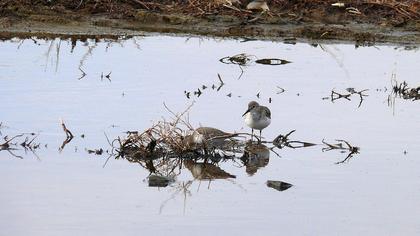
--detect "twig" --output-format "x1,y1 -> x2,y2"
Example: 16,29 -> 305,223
276,86 -> 285,94
75,0 -> 84,9
330,88 -> 368,107
78,67 -> 87,80
331,90 -> 351,101
59,119 -> 74,152
105,71 -> 112,82
131,0 -> 150,10
322,139 -> 360,164
237,65 -> 244,80
6,149 -> 23,159
222,4 -> 243,13
163,102 -> 195,131
335,152 -> 356,164
60,119 -> 74,139
3,134 -> 25,145
217,73 -> 225,91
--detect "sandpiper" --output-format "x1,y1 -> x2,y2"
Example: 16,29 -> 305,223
242,101 -> 271,141
184,127 -> 235,149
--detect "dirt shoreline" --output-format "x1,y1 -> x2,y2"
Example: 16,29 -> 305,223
1,8 -> 419,44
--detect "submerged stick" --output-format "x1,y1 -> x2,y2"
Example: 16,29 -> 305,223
60,119 -> 74,139
59,119 -> 74,152
217,73 -> 225,91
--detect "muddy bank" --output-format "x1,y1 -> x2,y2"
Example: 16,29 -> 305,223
1,15 -> 419,45
0,0 -> 419,44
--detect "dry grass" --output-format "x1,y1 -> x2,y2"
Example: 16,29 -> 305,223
109,103 -> 246,165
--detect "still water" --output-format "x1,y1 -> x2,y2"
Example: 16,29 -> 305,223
0,35 -> 419,235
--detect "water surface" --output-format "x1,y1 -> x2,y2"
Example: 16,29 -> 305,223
1,36 -> 419,235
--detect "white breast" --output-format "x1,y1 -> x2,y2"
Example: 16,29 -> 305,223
244,112 -> 271,130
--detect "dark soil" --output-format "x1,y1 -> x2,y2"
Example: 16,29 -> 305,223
0,0 -> 419,43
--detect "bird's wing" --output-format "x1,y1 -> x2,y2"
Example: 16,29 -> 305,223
264,107 -> 271,119
196,127 -> 229,138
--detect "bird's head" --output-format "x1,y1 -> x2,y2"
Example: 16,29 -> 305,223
242,101 -> 259,116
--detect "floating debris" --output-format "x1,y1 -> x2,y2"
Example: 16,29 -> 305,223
322,139 -> 360,164
392,81 -> 420,100
184,74 -> 224,100
219,53 -> 254,66
330,88 -> 369,108
220,54 -> 291,79
273,130 -> 316,149
255,58 -> 291,65
220,53 -> 254,79
86,148 -> 103,155
194,88 -> 202,97
266,180 -> 293,191
220,54 -> 291,67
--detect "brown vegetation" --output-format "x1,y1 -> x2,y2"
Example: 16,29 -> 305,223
1,0 -> 419,24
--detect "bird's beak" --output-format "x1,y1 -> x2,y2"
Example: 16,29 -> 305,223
242,108 -> 251,117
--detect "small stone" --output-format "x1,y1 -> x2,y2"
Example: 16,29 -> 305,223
266,180 -> 293,191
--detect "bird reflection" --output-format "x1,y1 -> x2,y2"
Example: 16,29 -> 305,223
184,159 -> 236,180
241,143 -> 270,176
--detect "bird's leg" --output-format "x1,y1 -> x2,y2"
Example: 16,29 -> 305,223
251,128 -> 254,142
259,130 -> 262,144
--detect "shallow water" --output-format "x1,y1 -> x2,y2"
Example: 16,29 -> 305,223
1,36 -> 420,235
